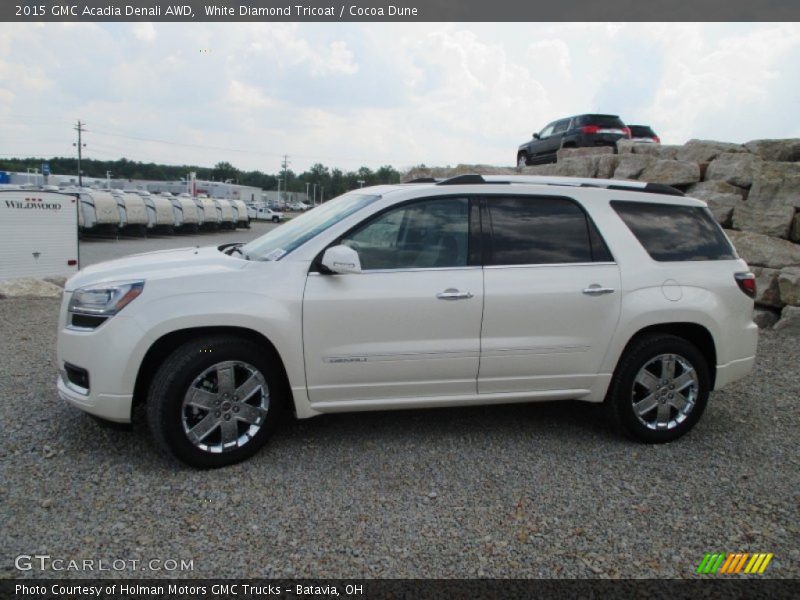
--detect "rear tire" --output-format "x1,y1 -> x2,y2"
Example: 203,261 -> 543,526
146,335 -> 287,468
606,334 -> 710,443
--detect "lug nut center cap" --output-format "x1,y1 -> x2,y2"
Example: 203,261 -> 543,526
222,401 -> 232,411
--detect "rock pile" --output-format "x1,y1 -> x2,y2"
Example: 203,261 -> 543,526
404,138 -> 800,330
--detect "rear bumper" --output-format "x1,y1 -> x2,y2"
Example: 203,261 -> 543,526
714,355 -> 756,390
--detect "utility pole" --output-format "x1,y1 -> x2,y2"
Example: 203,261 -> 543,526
281,154 -> 290,202
313,183 -> 317,205
106,171 -> 112,190
320,186 -> 324,205
73,120 -> 87,187
305,182 -> 310,204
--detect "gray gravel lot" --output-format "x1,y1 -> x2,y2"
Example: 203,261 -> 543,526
79,220 -> 281,267
1,297 -> 798,580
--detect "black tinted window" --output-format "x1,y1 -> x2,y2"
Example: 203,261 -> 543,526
630,125 -> 656,137
611,201 -> 736,261
486,197 -> 609,265
343,197 -> 469,270
576,114 -> 625,128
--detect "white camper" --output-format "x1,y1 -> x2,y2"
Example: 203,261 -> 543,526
215,198 -> 237,229
161,193 -> 184,229
136,191 -> 176,231
231,199 -> 250,228
114,191 -> 149,231
77,190 -> 122,232
175,194 -> 202,230
0,189 -> 80,280
194,196 -> 220,230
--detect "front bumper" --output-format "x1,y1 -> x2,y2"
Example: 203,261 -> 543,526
57,375 -> 133,423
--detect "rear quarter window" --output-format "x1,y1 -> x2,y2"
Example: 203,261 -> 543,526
611,200 -> 736,261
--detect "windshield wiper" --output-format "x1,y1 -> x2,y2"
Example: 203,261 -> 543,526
221,243 -> 250,260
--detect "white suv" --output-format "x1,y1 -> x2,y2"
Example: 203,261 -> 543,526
57,175 -> 758,467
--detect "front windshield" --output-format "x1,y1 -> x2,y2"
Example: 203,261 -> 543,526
241,192 -> 381,260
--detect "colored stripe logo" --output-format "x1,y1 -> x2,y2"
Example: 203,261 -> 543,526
696,552 -> 773,574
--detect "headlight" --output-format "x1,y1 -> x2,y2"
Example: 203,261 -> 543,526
68,280 -> 145,316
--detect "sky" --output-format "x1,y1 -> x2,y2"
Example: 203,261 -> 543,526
0,22 -> 798,174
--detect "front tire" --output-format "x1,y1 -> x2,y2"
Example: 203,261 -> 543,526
606,334 -> 710,443
517,153 -> 529,168
146,335 -> 287,467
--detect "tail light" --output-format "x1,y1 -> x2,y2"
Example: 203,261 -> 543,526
735,272 -> 756,298
622,127 -> 632,138
653,136 -> 661,144
581,125 -> 599,134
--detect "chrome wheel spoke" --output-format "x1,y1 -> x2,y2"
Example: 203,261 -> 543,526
634,393 -> 658,416
635,369 -> 659,392
668,392 -> 689,412
236,403 -> 267,425
186,387 -> 218,410
235,374 -> 262,403
187,413 -> 219,443
672,370 -> 696,393
220,418 -> 239,446
216,365 -> 235,394
661,356 -> 676,380
656,401 -> 671,429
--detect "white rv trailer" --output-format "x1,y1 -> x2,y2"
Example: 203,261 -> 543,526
230,199 -> 250,228
215,198 -> 237,229
134,191 -> 175,231
77,190 -> 122,232
114,191 -> 149,230
194,196 -> 220,230
161,193 -> 184,228
0,189 -> 80,280
175,194 -> 202,230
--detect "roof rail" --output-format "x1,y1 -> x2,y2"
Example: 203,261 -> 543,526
436,174 -> 487,185
433,173 -> 684,197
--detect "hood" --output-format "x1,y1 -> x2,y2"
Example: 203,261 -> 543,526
66,246 -> 248,291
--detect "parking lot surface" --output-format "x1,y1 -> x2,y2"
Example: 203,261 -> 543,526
79,220 -> 280,267
1,300 -> 798,579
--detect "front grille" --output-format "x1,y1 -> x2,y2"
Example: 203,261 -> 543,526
64,363 -> 90,392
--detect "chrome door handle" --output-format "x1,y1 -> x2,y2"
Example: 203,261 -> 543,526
437,289 -> 474,300
583,285 -> 615,296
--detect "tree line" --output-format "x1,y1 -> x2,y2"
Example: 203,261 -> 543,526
0,157 -> 404,199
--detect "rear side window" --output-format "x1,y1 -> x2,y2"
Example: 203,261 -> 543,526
485,196 -> 613,265
611,200 -> 736,261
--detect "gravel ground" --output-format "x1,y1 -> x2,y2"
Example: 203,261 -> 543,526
79,220 -> 281,267
1,297 -> 798,580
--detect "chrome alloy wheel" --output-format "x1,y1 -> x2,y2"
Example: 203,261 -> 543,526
631,353 -> 699,431
181,361 -> 269,453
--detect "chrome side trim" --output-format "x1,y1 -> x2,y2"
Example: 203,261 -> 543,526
309,266 -> 482,275
484,262 -> 617,270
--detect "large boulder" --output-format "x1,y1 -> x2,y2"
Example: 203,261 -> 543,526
686,180 -> 746,199
631,144 -> 680,160
520,163 -> 559,176
616,140 -> 636,155
0,278 -> 63,299
596,155 -> 620,180
403,164 -> 518,181
639,159 -> 701,186
753,307 -> 779,329
773,305 -> 800,334
744,139 -> 800,162
684,184 -> 742,227
747,161 -> 800,210
732,203 -> 796,239
676,139 -> 748,163
556,146 -> 614,161
613,154 -> 653,180
751,267 -> 783,308
554,156 -> 599,178
725,229 -> 800,269
791,213 -> 800,243
778,266 -> 800,306
705,153 -> 763,188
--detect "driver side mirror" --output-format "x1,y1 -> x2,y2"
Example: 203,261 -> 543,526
533,133 -> 540,139
321,245 -> 362,274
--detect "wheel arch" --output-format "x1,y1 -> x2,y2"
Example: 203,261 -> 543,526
132,326 -> 295,414
617,322 -> 717,389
